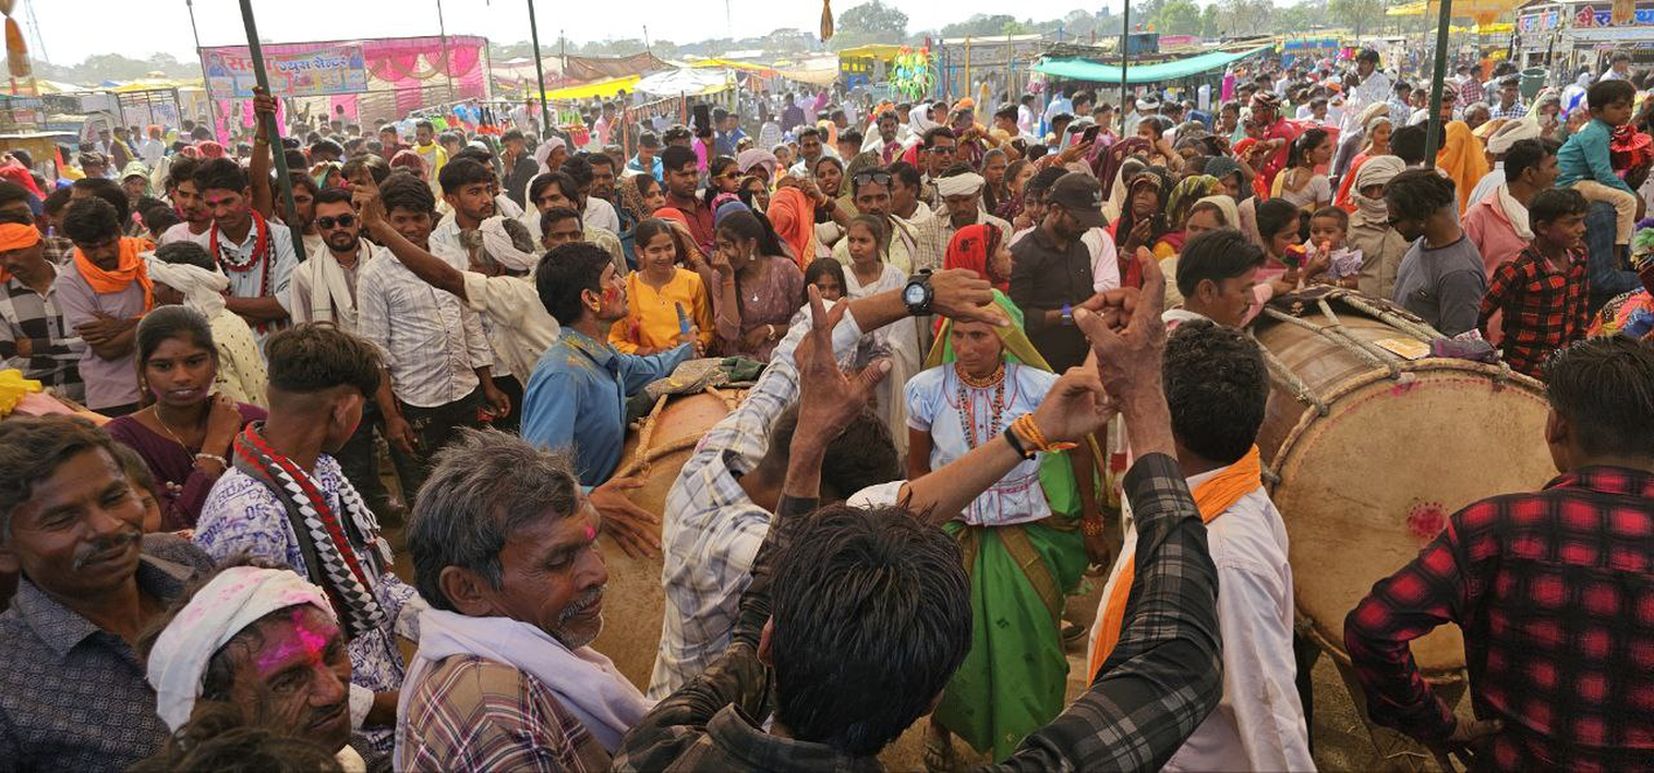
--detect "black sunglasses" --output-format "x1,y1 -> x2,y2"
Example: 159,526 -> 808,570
853,171 -> 893,186
315,214 -> 356,229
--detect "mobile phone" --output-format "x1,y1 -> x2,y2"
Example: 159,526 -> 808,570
1153,212 -> 1169,233
1081,124 -> 1101,144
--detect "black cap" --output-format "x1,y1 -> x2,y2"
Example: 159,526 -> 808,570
1047,173 -> 1107,230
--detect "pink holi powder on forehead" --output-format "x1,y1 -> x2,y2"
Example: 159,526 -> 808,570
254,607 -> 332,675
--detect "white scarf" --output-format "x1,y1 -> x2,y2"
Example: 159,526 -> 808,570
1495,183 -> 1533,240
305,247 -> 366,331
396,608 -> 652,760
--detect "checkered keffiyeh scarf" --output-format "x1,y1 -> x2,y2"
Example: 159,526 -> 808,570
231,423 -> 390,638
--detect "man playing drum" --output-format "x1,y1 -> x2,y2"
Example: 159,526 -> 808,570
1346,336 -> 1654,770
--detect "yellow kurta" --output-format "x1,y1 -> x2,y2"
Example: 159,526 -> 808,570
609,267 -> 714,354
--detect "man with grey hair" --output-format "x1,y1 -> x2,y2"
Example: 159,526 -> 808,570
398,429 -> 649,771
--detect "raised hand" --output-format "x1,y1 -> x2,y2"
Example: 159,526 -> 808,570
795,285 -> 889,438
930,268 -> 1009,326
1030,367 -> 1115,445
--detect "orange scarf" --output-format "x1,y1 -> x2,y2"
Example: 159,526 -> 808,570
72,237 -> 152,311
1086,445 -> 1262,680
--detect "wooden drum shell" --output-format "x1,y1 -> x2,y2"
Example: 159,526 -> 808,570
1251,295 -> 1555,677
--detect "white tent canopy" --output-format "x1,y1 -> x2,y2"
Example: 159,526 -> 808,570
634,68 -> 732,97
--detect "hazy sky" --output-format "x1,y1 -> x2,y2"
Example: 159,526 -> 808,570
27,0 -> 1110,66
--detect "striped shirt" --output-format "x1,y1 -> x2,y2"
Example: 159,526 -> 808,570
398,655 -> 611,772
648,311 -> 866,700
0,265 -> 84,402
356,247 -> 493,409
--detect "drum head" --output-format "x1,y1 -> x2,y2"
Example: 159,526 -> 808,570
1270,367 -> 1555,674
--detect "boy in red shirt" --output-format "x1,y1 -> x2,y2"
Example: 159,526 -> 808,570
1478,187 -> 1592,378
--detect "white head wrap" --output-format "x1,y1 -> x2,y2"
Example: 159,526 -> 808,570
147,567 -> 335,732
737,148 -> 777,178
936,172 -> 986,198
534,136 -> 566,175
145,256 -> 229,321
1486,116 -> 1541,155
1353,154 -> 1406,191
477,215 -> 541,273
910,101 -> 939,136
1354,101 -> 1390,132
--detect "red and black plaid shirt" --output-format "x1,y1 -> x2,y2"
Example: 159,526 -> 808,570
1478,244 -> 1591,379
1344,466 -> 1654,771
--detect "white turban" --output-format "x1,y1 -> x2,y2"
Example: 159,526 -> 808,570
1487,116 -> 1541,155
936,172 -> 986,199
477,215 -> 540,273
737,148 -> 777,178
1353,154 -> 1406,191
147,567 -> 335,732
146,257 -> 229,321
534,136 -> 566,175
1354,101 -> 1390,133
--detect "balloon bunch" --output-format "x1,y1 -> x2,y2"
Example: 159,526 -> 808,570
888,45 -> 934,101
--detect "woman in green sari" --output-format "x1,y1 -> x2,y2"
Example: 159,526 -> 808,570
904,290 -> 1098,765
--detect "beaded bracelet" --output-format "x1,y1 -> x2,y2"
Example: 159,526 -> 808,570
194,452 -> 228,469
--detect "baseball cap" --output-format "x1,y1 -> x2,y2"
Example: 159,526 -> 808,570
1047,173 -> 1106,230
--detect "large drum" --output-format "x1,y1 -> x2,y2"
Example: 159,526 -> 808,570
593,388 -> 744,690
1251,290 -> 1556,677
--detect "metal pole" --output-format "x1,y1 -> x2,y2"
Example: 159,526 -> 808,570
1120,0 -> 1131,137
436,0 -> 456,103
186,0 -> 218,136
1422,0 -> 1453,166
235,0 -> 304,261
526,0 -> 551,133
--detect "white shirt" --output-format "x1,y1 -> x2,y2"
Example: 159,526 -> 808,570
158,221 -> 211,248
1466,163 -> 1506,210
356,249 -> 493,408
583,196 -> 620,234
212,217 -> 299,344
1095,465 -> 1312,772
459,271 -> 560,383
138,138 -> 165,166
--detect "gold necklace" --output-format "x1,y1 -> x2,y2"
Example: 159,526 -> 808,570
955,361 -> 1006,389
151,406 -> 200,452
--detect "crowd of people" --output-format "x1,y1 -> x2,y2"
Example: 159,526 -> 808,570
0,42 -> 1651,772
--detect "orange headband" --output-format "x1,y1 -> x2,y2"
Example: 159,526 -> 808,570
0,222 -> 40,253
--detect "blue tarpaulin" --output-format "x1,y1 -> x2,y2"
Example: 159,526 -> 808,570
1034,46 -> 1271,84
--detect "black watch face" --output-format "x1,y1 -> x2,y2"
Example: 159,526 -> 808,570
904,283 -> 927,305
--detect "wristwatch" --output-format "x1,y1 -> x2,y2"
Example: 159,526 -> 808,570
903,269 -> 935,316
1060,302 -> 1074,326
